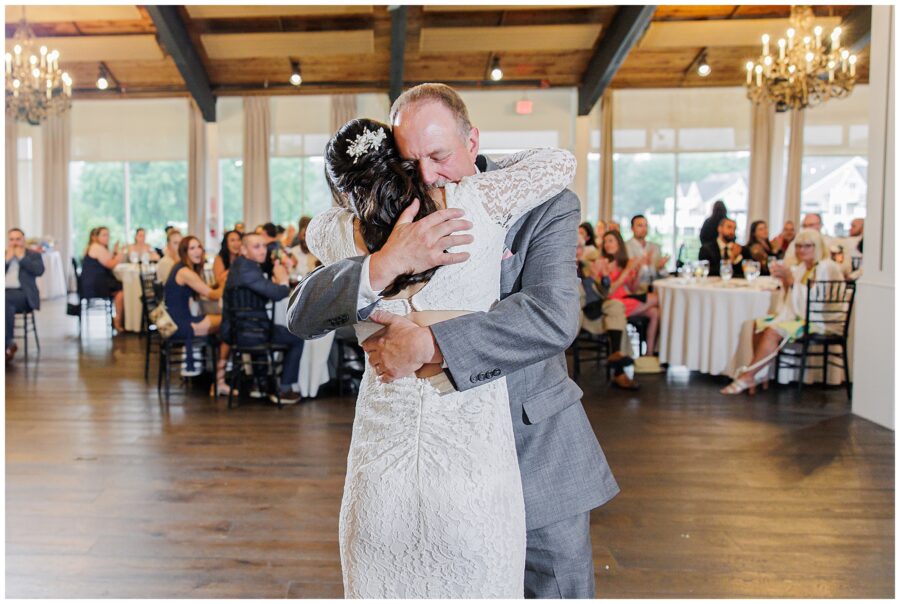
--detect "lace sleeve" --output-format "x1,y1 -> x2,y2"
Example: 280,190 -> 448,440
306,206 -> 360,266
450,148 -> 576,230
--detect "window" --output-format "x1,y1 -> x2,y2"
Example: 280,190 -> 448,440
269,157 -> 333,227
70,162 -> 126,254
676,152 -> 749,262
801,156 -> 868,237
611,153 -> 675,256
610,151 -> 749,264
70,160 -> 187,255
220,158 -> 244,231
610,88 -> 752,267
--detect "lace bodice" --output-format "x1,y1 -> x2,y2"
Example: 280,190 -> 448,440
308,148 -> 575,343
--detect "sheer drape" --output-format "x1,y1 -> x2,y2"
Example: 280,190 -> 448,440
41,112 -> 70,266
783,108 -> 805,227
188,99 -> 207,240
6,120 -> 19,229
598,91 -> 614,221
242,97 -> 271,230
747,101 -> 775,229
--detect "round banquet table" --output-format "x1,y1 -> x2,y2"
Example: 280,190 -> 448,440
112,263 -> 145,333
654,276 -> 781,376
35,250 -> 66,300
273,298 -> 335,398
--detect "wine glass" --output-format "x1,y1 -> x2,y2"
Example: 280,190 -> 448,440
720,261 -> 733,282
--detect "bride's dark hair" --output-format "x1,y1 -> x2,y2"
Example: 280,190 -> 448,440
324,118 -> 440,297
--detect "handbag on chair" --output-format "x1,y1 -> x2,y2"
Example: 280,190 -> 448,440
149,302 -> 178,339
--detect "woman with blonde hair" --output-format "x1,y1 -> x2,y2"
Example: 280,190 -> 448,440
81,226 -> 126,332
722,229 -> 845,394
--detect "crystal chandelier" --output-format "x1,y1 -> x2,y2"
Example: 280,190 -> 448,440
5,16 -> 72,126
745,6 -> 857,112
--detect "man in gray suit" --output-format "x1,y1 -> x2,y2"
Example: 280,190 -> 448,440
287,84 -> 618,598
6,228 -> 44,362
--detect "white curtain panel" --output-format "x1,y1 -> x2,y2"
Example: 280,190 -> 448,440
242,96 -> 271,230
188,99 -> 207,239
783,108 -> 805,228
747,101 -> 775,229
5,119 -> 19,230
41,111 -> 70,266
599,91 -> 614,221
330,94 -> 358,135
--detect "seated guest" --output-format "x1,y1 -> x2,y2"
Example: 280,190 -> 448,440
607,221 -> 621,233
288,216 -> 319,278
234,221 -> 246,234
594,230 -> 660,364
699,200 -> 728,247
125,227 -> 160,262
595,219 -> 607,242
222,233 -> 303,404
722,229 -> 844,395
771,220 -> 796,258
742,220 -> 774,276
212,230 -> 241,287
156,230 -> 182,284
841,218 -> 864,278
281,224 -> 297,249
783,213 -> 834,266
626,214 -> 670,292
258,222 -> 296,276
699,217 -> 744,278
578,221 -> 598,250
165,236 -> 224,376
5,228 -> 44,362
82,226 -> 126,332
577,253 -> 638,390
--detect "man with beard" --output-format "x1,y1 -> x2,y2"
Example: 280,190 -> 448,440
699,216 -> 744,277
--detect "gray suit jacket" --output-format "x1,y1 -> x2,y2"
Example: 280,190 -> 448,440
287,156 -> 619,530
6,250 -> 45,311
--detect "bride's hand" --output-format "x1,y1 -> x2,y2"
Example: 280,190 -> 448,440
368,199 -> 475,292
362,310 -> 441,382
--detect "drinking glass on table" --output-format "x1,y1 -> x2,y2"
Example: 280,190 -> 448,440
742,259 -> 761,283
129,251 -> 139,264
699,259 -> 710,279
720,261 -> 733,281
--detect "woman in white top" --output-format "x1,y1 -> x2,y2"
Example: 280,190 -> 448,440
721,229 -> 845,395
125,228 -> 160,262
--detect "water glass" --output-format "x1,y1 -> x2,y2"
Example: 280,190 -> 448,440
129,251 -> 139,264
720,261 -> 733,281
699,259 -> 710,279
742,259 -> 761,283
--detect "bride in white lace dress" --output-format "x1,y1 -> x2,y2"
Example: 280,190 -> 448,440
307,119 -> 576,598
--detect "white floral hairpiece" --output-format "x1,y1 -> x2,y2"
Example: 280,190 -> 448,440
346,127 -> 387,164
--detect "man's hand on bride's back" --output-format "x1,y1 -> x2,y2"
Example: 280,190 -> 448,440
368,198 -> 474,293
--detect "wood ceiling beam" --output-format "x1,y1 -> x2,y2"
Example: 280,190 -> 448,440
578,5 -> 655,116
389,6 -> 407,105
146,5 -> 216,122
842,5 -> 872,55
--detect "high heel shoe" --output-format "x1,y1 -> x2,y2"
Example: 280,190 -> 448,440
720,376 -> 756,395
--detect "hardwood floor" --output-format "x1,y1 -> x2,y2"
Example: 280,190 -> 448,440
6,300 -> 894,598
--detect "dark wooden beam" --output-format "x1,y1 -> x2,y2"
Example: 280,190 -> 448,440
577,5 -> 655,116
389,6 -> 408,105
842,5 -> 872,55
146,5 -> 216,122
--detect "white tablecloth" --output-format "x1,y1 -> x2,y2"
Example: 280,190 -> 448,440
35,251 -> 66,300
273,298 -> 335,398
112,263 -> 144,333
655,277 -> 780,376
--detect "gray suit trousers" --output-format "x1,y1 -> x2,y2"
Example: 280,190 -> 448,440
525,511 -> 595,598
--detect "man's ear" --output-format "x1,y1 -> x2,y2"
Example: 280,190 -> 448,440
467,127 -> 480,162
